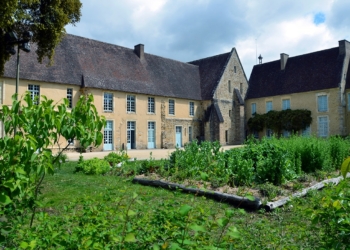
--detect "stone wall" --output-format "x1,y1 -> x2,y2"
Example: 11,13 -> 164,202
208,49 -> 248,145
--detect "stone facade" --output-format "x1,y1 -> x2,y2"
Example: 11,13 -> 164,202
1,34 -> 249,150
205,49 -> 248,145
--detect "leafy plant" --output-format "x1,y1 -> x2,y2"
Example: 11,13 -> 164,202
0,92 -> 105,241
75,157 -> 110,175
104,151 -> 129,167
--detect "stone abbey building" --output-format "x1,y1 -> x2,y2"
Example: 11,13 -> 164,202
0,34 -> 248,151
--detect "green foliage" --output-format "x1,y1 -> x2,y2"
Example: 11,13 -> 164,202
0,0 -> 82,76
103,151 -> 129,167
311,179 -> 350,248
247,109 -> 312,135
75,158 -> 110,175
0,92 -> 105,241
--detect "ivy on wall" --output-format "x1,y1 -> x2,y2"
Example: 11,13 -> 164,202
247,109 -> 312,134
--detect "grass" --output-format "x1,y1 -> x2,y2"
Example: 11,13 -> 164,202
32,161 -> 340,248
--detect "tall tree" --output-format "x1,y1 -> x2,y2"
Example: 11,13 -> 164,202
0,0 -> 82,75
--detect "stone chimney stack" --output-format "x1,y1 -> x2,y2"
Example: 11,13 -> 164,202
280,53 -> 289,70
134,44 -> 144,60
339,40 -> 350,56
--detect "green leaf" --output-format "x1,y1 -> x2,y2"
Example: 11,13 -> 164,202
200,171 -> 209,181
333,200 -> 342,210
179,204 -> 192,216
0,194 -> 12,206
217,218 -> 229,227
20,242 -> 29,249
226,226 -> 240,239
124,233 -> 136,242
340,157 -> 350,179
189,224 -> 206,232
128,210 -> 137,216
245,194 -> 256,201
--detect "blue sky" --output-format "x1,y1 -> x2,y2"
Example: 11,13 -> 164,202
66,0 -> 350,78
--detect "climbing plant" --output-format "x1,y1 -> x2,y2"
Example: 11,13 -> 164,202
247,109 -> 312,135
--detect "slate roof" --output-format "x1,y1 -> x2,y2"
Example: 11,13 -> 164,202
246,47 -> 344,99
3,34 -> 203,100
189,52 -> 231,100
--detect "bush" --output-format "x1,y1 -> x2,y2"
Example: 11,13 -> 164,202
104,151 -> 129,167
75,157 -> 110,175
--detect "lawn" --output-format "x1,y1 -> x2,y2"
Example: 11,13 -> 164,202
23,162 -> 333,249
4,136 -> 350,249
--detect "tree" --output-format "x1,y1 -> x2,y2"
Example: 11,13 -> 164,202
0,93 -> 105,240
0,0 -> 82,75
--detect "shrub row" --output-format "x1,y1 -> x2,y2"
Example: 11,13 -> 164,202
74,136 -> 350,187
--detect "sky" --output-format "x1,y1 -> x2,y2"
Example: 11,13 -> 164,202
66,0 -> 350,78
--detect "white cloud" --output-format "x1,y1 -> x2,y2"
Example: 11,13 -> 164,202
66,0 -> 349,79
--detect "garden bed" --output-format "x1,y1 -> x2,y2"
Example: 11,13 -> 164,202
133,172 -> 349,211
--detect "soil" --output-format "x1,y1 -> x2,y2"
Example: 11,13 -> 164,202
135,171 -> 340,203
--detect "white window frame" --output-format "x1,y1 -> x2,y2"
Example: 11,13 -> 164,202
251,103 -> 256,116
104,93 -> 113,112
317,94 -> 328,112
28,84 -> 40,104
282,99 -> 290,110
266,101 -> 273,112
148,97 -> 155,114
189,101 -> 194,116
318,116 -> 328,137
169,99 -> 175,115
127,95 -> 136,113
67,88 -> 73,109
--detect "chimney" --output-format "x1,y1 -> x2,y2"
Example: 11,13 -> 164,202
134,44 -> 144,60
339,40 -> 350,56
280,53 -> 289,70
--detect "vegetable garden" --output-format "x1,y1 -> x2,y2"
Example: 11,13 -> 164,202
2,135 -> 350,249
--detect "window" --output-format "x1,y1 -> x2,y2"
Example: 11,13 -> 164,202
282,99 -> 290,110
104,93 -> 113,112
318,95 -> 328,112
225,130 -> 228,143
240,83 -> 243,94
302,125 -> 311,137
228,80 -> 232,93
148,97 -> 155,113
266,129 -> 273,138
251,103 -> 256,115
189,102 -> 194,116
28,84 -> 40,104
318,116 -> 328,137
189,126 -> 193,142
127,95 -> 135,112
234,66 -> 237,73
347,93 -> 350,111
67,88 -> 73,108
169,99 -> 175,115
266,101 -> 273,112
282,130 -> 291,137
253,130 -> 259,139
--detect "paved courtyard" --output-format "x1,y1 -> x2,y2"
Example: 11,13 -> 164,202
65,145 -> 242,161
